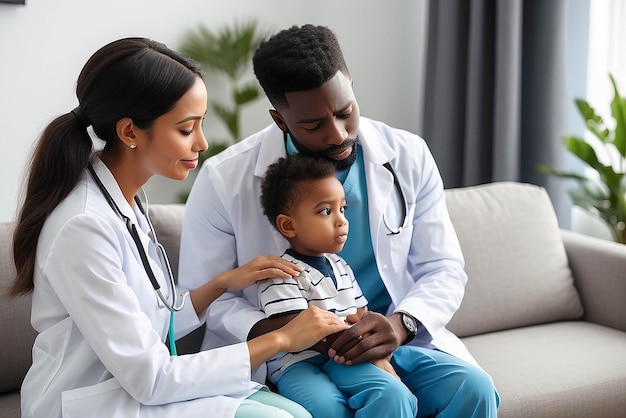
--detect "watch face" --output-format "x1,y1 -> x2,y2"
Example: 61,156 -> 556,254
403,313 -> 417,333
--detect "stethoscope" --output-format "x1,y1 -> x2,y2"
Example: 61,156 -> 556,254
382,162 -> 409,235
87,163 -> 188,313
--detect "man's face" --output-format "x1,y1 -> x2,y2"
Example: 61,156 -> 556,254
271,71 -> 360,171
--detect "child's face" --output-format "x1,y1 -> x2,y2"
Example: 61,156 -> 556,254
287,176 -> 349,257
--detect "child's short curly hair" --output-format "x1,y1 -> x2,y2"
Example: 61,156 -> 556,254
253,24 -> 350,109
260,154 -> 337,231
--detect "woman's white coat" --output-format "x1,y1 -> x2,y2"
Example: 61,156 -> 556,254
21,157 -> 260,418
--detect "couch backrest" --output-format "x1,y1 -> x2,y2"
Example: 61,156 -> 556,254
147,203 -> 186,283
445,182 -> 584,337
0,222 -> 37,395
0,182 -> 588,392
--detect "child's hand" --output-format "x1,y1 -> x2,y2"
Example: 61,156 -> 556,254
371,355 -> 400,380
344,307 -> 367,325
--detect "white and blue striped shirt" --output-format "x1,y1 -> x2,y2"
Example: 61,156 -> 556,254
258,250 -> 368,382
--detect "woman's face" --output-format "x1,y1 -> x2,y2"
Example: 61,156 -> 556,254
138,77 -> 208,181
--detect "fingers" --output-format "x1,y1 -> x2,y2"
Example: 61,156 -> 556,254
250,255 -> 302,279
231,255 -> 302,289
329,317 -> 370,355
344,342 -> 396,365
281,306 -> 348,353
328,312 -> 397,365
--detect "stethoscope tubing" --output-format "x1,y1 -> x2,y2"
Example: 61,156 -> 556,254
87,163 -> 187,312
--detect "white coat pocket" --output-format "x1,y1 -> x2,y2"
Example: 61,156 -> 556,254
62,378 -> 140,418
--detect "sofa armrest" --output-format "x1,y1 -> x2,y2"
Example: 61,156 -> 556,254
561,229 -> 626,332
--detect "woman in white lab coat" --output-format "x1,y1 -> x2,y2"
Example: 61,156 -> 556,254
9,37 -> 348,418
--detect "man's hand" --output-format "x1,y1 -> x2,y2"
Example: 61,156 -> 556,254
328,311 -> 405,365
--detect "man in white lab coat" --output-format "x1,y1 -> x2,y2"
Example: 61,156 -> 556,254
180,24 -> 499,417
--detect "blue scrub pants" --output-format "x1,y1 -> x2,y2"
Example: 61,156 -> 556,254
275,347 -> 499,418
391,346 -> 500,418
275,355 -> 418,418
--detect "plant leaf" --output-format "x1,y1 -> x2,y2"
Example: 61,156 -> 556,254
563,135 -> 603,170
234,82 -> 260,106
610,74 -> 626,158
181,20 -> 268,80
212,103 -> 238,139
575,99 -> 610,142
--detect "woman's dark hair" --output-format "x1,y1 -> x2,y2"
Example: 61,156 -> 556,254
252,24 -> 350,109
11,37 -> 203,296
260,154 -> 337,231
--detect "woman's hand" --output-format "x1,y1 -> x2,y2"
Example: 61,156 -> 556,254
276,306 -> 350,352
190,255 -> 301,315
248,306 -> 349,369
217,255 -> 302,290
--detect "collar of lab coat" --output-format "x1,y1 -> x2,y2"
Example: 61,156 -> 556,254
89,155 -> 144,231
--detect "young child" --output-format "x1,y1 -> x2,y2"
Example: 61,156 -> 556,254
259,154 -> 417,418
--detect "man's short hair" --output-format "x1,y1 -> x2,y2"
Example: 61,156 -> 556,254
260,154 -> 337,231
253,24 -> 350,109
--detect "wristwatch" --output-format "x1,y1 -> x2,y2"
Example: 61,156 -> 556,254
398,312 -> 419,345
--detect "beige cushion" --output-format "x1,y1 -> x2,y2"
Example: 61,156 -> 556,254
446,182 -> 583,337
148,204 -> 185,283
0,222 -> 36,394
463,322 -> 626,418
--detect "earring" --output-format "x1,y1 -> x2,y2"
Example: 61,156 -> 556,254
129,144 -> 137,149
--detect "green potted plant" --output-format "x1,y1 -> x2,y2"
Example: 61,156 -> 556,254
178,19 -> 269,201
539,74 -> 626,244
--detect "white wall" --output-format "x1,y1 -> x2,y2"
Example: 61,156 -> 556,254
0,0 -> 428,222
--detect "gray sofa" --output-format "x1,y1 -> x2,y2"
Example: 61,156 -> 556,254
2,182 -> 626,417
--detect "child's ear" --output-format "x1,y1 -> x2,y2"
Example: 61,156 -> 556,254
276,214 -> 296,238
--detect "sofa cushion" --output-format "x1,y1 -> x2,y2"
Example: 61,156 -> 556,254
463,322 -> 626,418
148,204 -> 185,282
445,182 -> 583,337
0,222 -> 36,395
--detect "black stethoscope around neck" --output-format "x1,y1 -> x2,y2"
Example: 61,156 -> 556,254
87,163 -> 188,312
382,162 -> 409,235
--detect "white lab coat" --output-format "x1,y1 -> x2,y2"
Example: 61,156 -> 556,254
179,117 -> 477,385
21,157 -> 261,418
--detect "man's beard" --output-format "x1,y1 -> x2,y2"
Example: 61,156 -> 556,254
288,132 -> 359,171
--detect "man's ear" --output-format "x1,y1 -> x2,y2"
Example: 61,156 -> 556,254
269,110 -> 288,133
116,117 -> 141,149
276,214 -> 296,238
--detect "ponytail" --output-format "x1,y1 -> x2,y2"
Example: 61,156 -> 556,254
10,113 -> 92,296
10,37 -> 203,297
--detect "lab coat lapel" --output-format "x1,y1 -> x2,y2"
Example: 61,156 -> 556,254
358,121 -> 396,255
90,157 -> 140,227
254,124 -> 287,178
255,125 -> 290,252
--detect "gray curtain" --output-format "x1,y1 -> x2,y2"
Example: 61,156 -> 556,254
423,0 -> 571,224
